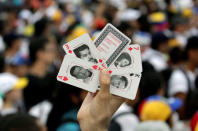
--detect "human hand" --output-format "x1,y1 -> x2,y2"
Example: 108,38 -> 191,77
77,69 -> 125,131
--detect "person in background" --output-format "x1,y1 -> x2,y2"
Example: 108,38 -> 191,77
146,32 -> 169,72
168,36 -> 198,120
137,95 -> 188,131
3,32 -> 24,73
133,32 -> 151,62
0,72 -> 28,116
7,53 -> 29,77
24,36 -> 57,111
0,113 -> 47,131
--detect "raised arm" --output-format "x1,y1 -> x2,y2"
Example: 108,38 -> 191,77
77,69 -> 125,131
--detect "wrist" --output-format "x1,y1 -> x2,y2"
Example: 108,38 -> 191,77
78,113 -> 110,131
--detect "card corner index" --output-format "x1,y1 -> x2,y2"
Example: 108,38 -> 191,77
56,75 -> 62,81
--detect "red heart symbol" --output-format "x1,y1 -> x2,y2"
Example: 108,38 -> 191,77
134,47 -> 140,50
128,47 -> 132,51
92,65 -> 98,70
109,70 -> 112,74
58,76 -> 63,79
99,59 -> 103,63
68,50 -> 72,54
63,76 -> 68,81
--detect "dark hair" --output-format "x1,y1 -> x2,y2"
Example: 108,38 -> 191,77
29,36 -> 49,63
0,54 -> 4,73
183,36 -> 198,60
34,17 -> 49,36
70,65 -> 92,78
139,62 -> 164,101
0,20 -> 5,35
73,44 -> 89,58
117,22 -> 132,32
0,113 -> 41,131
170,46 -> 183,64
151,32 -> 168,50
3,32 -> 23,49
114,52 -> 131,67
120,76 -> 128,87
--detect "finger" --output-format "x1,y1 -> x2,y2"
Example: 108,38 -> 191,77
99,68 -> 110,94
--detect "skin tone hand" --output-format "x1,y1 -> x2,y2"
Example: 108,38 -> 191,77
77,69 -> 125,131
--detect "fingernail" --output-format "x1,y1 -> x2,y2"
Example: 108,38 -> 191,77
102,68 -> 109,74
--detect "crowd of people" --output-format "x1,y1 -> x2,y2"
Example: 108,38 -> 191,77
0,0 -> 198,131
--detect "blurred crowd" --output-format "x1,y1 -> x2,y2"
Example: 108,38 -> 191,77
0,0 -> 198,131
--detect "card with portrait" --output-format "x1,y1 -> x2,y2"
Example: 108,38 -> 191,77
109,44 -> 142,73
109,69 -> 142,100
93,23 -> 131,67
57,55 -> 100,92
63,33 -> 102,65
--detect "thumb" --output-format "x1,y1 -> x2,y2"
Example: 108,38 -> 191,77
99,69 -> 111,94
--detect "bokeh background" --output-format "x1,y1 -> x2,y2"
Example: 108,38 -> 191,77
0,0 -> 198,131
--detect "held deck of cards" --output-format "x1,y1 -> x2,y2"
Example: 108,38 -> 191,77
57,23 -> 142,100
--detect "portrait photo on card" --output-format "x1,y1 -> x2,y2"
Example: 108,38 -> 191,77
114,52 -> 133,68
70,65 -> 93,83
110,75 -> 129,89
73,44 -> 98,64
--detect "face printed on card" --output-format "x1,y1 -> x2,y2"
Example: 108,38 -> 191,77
57,55 -> 99,92
63,33 -> 100,64
94,24 -> 131,67
110,69 -> 141,100
109,44 -> 142,73
57,23 -> 142,100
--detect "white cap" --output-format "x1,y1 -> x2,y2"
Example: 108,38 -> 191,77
0,73 -> 28,96
19,9 -> 32,20
109,0 -> 127,10
133,32 -> 151,46
117,9 -> 141,21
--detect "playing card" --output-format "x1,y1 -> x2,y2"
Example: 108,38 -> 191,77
109,44 -> 142,73
94,23 -> 131,67
63,33 -> 101,64
110,69 -> 141,100
57,55 -> 100,92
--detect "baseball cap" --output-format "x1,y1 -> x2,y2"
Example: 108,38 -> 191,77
146,95 -> 182,112
117,9 -> 141,22
133,32 -> 151,46
151,32 -> 169,49
10,53 -> 30,66
0,73 -> 28,98
149,12 -> 166,24
139,95 -> 182,121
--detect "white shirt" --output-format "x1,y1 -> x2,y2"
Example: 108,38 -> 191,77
0,107 -> 17,116
112,103 -> 139,131
143,48 -> 168,72
168,69 -> 197,96
29,100 -> 52,124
